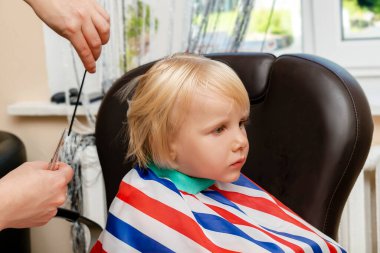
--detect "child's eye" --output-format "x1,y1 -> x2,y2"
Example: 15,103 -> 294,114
214,126 -> 226,134
239,119 -> 250,129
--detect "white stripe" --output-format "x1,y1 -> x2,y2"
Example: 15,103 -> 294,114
189,192 -> 329,252
221,178 -> 344,251
110,197 -> 210,253
238,225 -> 313,253
201,229 -> 272,253
99,230 -> 141,253
237,204 -> 331,252
200,188 -> 340,252
183,194 -> 296,253
215,181 -> 276,202
122,169 -> 196,217
217,180 -> 344,252
273,203 -> 345,252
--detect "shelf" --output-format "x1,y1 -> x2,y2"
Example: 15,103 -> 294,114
7,100 -> 380,117
371,103 -> 380,116
7,101 -> 100,116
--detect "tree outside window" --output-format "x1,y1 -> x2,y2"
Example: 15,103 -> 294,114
341,0 -> 380,40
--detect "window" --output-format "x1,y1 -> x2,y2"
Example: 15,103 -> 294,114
43,0 -> 303,97
187,0 -> 302,55
341,0 -> 380,40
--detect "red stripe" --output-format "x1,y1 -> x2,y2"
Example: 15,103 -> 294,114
117,181 -> 238,253
211,186 -> 338,251
205,203 -> 305,253
90,241 -> 107,253
234,177 -> 339,252
211,185 -> 313,232
240,174 -> 298,215
327,241 -> 338,253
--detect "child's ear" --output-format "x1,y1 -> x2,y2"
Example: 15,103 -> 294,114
168,142 -> 178,168
170,150 -> 176,161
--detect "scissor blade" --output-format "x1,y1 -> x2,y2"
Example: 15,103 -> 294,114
47,129 -> 66,170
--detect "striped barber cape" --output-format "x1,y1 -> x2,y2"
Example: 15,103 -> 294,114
91,166 -> 346,253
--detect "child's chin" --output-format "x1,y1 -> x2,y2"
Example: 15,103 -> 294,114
220,172 -> 241,183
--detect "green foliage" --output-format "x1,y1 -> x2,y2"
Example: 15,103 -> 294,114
249,9 -> 292,35
357,0 -> 380,11
126,0 -> 145,38
194,9 -> 293,36
343,0 -> 380,18
122,1 -> 158,71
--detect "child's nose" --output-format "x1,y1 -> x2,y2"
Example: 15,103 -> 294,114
232,131 -> 248,152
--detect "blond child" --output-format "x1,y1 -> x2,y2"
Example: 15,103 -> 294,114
91,54 -> 345,253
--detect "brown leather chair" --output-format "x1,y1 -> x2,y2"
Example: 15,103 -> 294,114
0,131 -> 30,253
94,53 -> 373,240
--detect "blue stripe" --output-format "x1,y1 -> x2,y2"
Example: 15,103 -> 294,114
134,166 -> 181,195
202,190 -> 245,214
193,212 -> 284,253
106,212 -> 174,253
232,174 -> 262,191
263,227 -> 323,253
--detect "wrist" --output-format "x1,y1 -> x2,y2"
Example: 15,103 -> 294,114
22,0 -> 33,8
0,179 -> 10,230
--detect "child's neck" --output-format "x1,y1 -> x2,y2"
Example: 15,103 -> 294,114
147,163 -> 215,194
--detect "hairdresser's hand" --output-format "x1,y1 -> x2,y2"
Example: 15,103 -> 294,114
24,0 -> 110,73
0,161 -> 74,230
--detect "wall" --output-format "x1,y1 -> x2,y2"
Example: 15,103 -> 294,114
372,120 -> 380,141
0,1 -> 72,252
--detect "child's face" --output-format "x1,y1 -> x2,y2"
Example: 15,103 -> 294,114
170,90 -> 249,182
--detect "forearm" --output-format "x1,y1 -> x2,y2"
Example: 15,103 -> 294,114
0,177 -> 12,230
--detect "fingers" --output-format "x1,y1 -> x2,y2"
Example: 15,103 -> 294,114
34,208 -> 58,227
94,1 -> 110,25
63,2 -> 109,73
28,161 -> 49,169
82,16 -> 102,62
70,31 -> 97,73
27,0 -> 110,72
68,8 -> 109,72
92,9 -> 110,45
46,208 -> 58,221
56,162 -> 74,183
94,1 -> 110,44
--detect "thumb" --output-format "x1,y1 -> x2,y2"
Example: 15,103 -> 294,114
26,161 -> 49,171
54,162 -> 74,183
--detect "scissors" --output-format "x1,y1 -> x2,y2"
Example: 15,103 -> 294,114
47,129 -> 67,170
47,70 -> 87,170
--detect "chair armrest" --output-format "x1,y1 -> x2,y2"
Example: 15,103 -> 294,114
56,207 -> 103,251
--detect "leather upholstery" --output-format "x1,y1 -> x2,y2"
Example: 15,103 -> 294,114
95,53 -> 373,239
0,131 -> 30,253
0,131 -> 27,177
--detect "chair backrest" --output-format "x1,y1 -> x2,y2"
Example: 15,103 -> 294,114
0,131 -> 30,253
95,53 -> 373,239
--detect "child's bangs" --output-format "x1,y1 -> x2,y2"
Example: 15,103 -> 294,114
201,62 -> 250,112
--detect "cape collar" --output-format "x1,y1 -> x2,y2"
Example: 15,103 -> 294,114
148,163 -> 215,194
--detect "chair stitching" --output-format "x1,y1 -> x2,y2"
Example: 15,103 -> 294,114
283,55 -> 359,233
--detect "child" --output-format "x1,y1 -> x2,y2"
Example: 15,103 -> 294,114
91,54 -> 345,252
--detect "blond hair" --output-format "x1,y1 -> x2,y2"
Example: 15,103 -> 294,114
121,53 -> 250,168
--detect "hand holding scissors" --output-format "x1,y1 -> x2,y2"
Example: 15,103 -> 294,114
47,129 -> 67,170
47,70 -> 87,170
